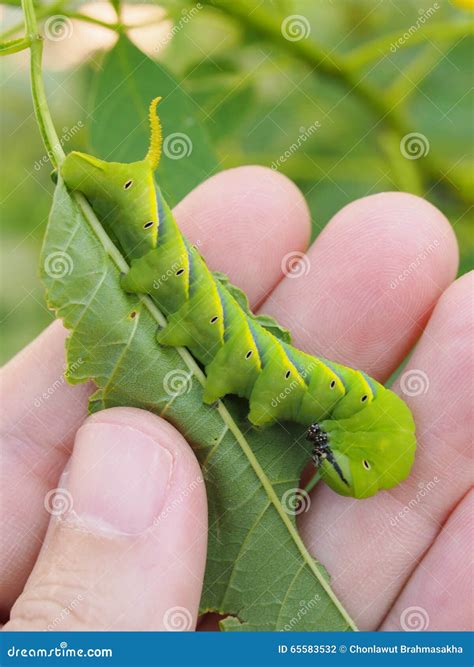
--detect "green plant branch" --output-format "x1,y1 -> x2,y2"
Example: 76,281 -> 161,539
345,20 -> 474,71
61,11 -> 124,32
21,0 -> 64,168
2,2 -> 166,40
2,0 -> 64,40
378,130 -> 424,196
2,0 -> 35,5
62,11 -> 166,32
202,0 -> 471,203
385,46 -> 444,107
0,35 -> 31,54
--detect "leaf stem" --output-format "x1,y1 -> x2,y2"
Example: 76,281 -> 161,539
60,11 -> 123,33
61,11 -> 164,33
3,4 -> 168,40
21,0 -> 65,168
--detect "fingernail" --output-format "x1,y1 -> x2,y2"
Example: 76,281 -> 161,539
63,422 -> 174,535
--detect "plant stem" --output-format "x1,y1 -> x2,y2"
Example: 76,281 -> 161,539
0,36 -> 31,55
2,0 -> 65,40
2,5 -> 168,41
61,11 -> 123,33
61,11 -> 164,33
346,20 -> 474,71
385,45 -> 443,107
22,0 -> 64,168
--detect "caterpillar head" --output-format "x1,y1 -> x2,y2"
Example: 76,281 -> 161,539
308,386 -> 416,498
61,98 -> 162,260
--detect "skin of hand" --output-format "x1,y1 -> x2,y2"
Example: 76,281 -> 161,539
0,166 -> 472,632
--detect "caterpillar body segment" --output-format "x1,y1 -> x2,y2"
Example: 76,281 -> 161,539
61,98 -> 416,499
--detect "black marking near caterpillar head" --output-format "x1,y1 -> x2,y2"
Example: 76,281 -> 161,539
306,422 -> 349,487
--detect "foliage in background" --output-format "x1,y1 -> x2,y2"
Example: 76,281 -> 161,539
1,0 -> 473,363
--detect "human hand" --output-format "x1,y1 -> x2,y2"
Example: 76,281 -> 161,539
1,167 -> 472,631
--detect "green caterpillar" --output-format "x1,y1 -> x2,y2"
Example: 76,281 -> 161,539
61,98 -> 416,499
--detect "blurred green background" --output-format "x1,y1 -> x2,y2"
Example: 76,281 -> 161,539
1,0 -> 473,364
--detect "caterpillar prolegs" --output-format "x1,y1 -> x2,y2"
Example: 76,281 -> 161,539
62,98 -> 416,499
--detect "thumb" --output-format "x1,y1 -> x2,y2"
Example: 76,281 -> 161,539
5,408 -> 207,631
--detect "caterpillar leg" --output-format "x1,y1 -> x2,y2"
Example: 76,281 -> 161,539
306,423 -> 329,448
311,448 -> 323,468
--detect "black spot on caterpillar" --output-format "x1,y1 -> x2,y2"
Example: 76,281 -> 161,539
61,98 -> 416,499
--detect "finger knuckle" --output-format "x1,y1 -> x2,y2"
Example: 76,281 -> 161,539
7,579 -> 94,631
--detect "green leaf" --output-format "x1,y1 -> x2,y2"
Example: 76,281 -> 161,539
88,36 -> 218,206
40,179 -> 356,632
